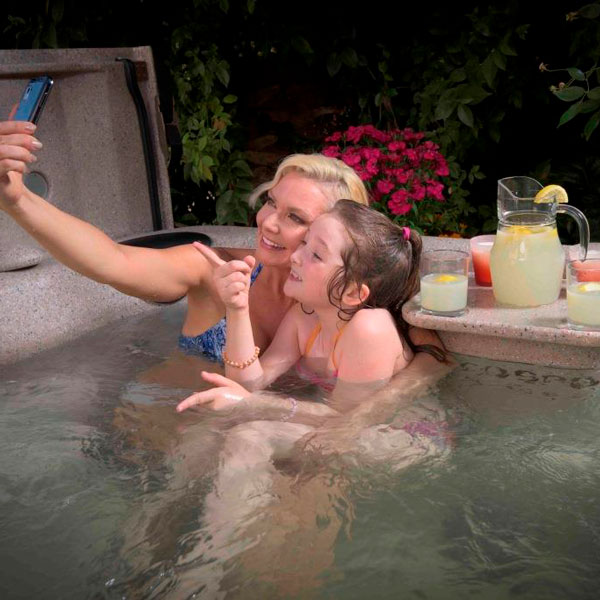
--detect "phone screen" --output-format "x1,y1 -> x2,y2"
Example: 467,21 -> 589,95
13,76 -> 54,124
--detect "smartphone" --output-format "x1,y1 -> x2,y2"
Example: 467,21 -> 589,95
12,76 -> 54,124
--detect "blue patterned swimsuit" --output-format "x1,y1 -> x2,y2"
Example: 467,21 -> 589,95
178,263 -> 263,362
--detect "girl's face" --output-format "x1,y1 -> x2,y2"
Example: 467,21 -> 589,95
254,171 -> 333,268
284,213 -> 350,308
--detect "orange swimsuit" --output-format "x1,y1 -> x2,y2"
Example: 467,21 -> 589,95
295,322 -> 346,391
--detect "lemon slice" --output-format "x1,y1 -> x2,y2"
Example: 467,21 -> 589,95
577,282 -> 600,293
433,274 -> 460,283
534,184 -> 568,204
507,225 -> 533,235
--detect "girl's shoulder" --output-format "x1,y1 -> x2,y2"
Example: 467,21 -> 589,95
345,307 -> 399,339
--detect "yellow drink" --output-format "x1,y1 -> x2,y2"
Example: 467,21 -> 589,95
420,273 -> 468,315
567,282 -> 600,329
490,216 -> 565,307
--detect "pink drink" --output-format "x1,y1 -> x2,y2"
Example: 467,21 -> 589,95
470,236 -> 494,287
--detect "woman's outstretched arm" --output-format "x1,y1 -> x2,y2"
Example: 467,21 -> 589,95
0,120 -> 212,302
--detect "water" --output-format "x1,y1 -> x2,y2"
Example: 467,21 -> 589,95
1,304 -> 600,599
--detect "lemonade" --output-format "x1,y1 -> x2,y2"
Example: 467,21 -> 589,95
420,273 -> 468,315
490,214 -> 565,307
567,282 -> 600,329
566,259 -> 600,330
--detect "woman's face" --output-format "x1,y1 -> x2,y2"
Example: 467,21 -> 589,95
254,171 -> 333,268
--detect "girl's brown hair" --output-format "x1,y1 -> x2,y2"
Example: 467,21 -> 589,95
326,199 -> 446,362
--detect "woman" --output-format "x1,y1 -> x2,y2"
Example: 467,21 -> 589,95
0,119 -> 441,358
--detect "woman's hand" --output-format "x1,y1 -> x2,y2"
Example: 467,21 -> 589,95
0,119 -> 41,211
176,371 -> 251,412
193,242 -> 255,311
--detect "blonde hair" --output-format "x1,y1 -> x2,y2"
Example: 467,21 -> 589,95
247,153 -> 370,209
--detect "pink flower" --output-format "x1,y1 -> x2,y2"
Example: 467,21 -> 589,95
435,161 -> 449,177
388,141 -> 406,152
391,189 -> 409,203
395,170 -> 410,184
388,197 -> 412,216
325,131 -> 342,142
346,125 -> 366,144
340,150 -> 362,167
410,183 -> 426,202
365,159 -> 379,177
320,123 -> 450,227
376,179 -> 395,194
426,180 -> 445,200
322,145 -> 340,158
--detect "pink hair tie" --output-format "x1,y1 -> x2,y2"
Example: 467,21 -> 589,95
402,226 -> 411,241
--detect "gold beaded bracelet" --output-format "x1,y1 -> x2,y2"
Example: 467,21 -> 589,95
223,346 -> 260,369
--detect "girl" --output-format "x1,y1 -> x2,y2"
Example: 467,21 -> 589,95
172,201 -> 452,597
178,199 -> 445,412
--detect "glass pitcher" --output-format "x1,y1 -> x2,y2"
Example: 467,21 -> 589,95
490,176 -> 590,307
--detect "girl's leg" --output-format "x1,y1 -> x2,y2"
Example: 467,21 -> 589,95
175,420 -> 313,596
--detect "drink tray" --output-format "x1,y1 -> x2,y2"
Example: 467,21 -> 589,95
403,278 -> 600,369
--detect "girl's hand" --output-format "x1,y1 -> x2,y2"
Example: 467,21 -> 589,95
176,371 -> 251,412
193,242 -> 255,311
0,119 -> 41,210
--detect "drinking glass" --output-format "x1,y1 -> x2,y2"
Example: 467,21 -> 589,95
566,259 -> 600,330
470,235 -> 495,287
420,250 -> 469,317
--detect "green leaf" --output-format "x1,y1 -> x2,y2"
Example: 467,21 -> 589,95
223,94 -> 237,104
584,109 -> 600,139
578,3 -> 600,19
580,99 -> 600,113
450,68 -> 466,83
42,24 -> 58,48
196,136 -> 208,151
557,103 -> 582,128
567,67 -> 586,81
481,55 -> 498,88
232,159 -> 253,176
491,50 -> 506,71
512,90 -> 522,110
247,0 -> 256,14
214,62 -> 230,87
340,47 -> 358,68
434,99 -> 456,120
499,37 -> 517,56
52,0 -> 65,23
326,52 -> 342,77
553,86 -> 586,101
457,104 -> 474,127
457,84 -> 491,105
291,36 -> 313,55
588,87 -> 600,100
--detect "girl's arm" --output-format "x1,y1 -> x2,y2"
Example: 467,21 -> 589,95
194,243 -> 303,389
176,371 -> 339,426
226,303 -> 304,389
0,121 -> 214,302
